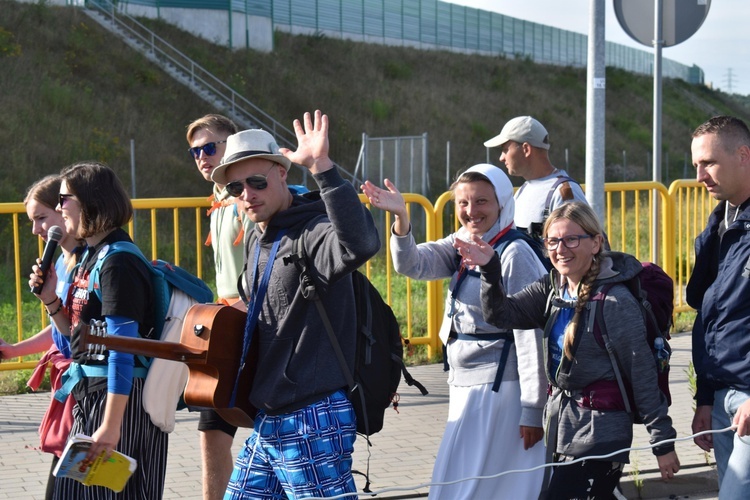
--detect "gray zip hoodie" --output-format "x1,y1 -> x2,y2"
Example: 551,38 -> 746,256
480,251 -> 676,462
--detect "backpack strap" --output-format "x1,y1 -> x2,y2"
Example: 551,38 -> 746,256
282,216 -> 361,396
526,174 -> 580,239
86,241 -> 159,368
452,228 -> 528,392
87,241 -> 149,301
589,284 -> 633,415
542,175 -> 578,220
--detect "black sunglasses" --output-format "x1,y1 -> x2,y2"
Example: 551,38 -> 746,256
225,164 -> 278,197
188,140 -> 226,160
59,193 -> 75,208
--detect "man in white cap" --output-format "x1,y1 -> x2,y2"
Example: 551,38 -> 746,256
484,116 -> 587,242
211,110 -> 379,499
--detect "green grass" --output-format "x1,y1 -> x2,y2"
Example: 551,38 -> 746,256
0,298 -> 50,394
2,1 -> 750,203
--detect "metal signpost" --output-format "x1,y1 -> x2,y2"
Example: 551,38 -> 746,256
613,0 -> 711,263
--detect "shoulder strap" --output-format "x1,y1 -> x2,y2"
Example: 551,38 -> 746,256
285,216 -> 370,436
87,241 -> 152,301
589,284 -> 633,415
543,175 -> 579,219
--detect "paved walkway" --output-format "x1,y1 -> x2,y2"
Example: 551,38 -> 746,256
0,333 -> 721,499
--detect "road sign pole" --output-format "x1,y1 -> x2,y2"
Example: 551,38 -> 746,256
652,0 -> 663,263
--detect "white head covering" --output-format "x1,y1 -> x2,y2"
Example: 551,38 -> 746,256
463,163 -> 515,232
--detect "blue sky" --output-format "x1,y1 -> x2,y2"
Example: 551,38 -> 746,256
446,0 -> 749,96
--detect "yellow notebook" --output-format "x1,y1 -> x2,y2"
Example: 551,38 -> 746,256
53,434 -> 138,492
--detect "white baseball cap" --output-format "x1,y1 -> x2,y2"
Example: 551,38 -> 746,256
483,116 -> 550,150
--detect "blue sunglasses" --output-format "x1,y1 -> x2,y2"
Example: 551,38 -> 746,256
188,141 -> 226,159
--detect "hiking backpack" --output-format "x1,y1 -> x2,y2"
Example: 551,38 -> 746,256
283,218 -> 429,439
587,261 -> 673,422
86,241 -> 215,432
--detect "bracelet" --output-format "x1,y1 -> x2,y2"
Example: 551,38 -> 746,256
44,297 -> 59,307
48,302 -> 63,317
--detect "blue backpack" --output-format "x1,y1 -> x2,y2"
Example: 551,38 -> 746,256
85,241 -> 214,432
87,241 -> 214,341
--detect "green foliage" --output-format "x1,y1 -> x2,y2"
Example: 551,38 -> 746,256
612,115 -> 651,150
489,65 -> 509,91
0,26 -> 20,57
383,59 -> 412,80
0,369 -> 48,395
0,295 -> 50,396
553,67 -> 583,91
673,311 -> 696,335
368,99 -> 391,121
4,1 -> 750,202
470,121 -> 491,141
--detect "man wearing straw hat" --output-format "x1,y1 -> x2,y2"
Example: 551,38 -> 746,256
211,110 -> 379,499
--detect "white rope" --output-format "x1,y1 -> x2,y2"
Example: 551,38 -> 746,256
325,425 -> 737,499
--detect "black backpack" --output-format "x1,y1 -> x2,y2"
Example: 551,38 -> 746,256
283,217 -> 429,439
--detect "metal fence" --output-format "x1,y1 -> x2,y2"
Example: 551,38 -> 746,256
116,0 -> 703,84
0,179 -> 715,372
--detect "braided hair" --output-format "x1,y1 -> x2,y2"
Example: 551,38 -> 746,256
562,255 -> 600,360
542,201 -> 606,361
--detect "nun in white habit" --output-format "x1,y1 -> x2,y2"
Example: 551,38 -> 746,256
361,163 -> 547,499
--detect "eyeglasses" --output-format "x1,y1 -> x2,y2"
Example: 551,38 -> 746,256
225,164 -> 279,197
59,193 -> 75,208
188,140 -> 227,160
543,234 -> 592,250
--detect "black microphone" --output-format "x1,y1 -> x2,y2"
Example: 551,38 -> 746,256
31,225 -> 63,295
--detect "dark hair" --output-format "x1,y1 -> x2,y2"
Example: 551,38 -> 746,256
24,175 -> 61,209
186,114 -> 238,143
60,161 -> 133,238
692,116 -> 750,153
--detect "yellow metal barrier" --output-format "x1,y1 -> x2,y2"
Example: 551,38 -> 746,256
668,180 -> 718,313
0,197 -> 210,372
0,182 -> 718,373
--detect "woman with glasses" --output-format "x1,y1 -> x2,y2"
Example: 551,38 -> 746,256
30,162 -> 168,499
362,164 -> 548,499
1,175 -> 83,499
457,201 -> 680,499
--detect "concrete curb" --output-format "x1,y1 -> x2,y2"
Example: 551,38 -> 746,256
620,465 -> 718,499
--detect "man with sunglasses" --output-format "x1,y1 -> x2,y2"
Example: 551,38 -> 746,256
211,110 -> 379,499
186,114 -> 251,500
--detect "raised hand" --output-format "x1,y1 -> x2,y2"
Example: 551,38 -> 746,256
279,110 -> 332,174
361,179 -> 411,236
453,233 -> 495,267
361,179 -> 407,216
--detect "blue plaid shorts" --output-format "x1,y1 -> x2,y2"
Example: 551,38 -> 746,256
224,389 -> 358,499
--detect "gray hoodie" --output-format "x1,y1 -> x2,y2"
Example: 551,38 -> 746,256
242,168 -> 379,414
480,251 -> 676,462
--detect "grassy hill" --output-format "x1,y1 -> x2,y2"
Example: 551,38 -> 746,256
2,0 -> 750,202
